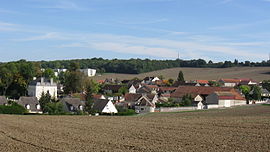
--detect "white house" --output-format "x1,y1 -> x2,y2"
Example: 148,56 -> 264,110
92,99 -> 118,114
28,77 -> 57,99
80,69 -> 96,77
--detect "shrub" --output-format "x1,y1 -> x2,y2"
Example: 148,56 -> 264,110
116,109 -> 136,116
43,102 -> 65,115
0,103 -> 27,114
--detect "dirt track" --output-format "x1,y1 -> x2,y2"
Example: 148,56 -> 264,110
0,105 -> 270,152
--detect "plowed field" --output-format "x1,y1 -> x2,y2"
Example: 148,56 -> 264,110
0,105 -> 270,152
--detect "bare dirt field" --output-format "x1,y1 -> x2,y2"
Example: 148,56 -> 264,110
0,105 -> 270,152
92,67 -> 270,82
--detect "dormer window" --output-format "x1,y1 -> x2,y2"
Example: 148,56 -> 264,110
25,104 -> 30,110
78,105 -> 83,111
36,104 -> 41,110
70,106 -> 74,111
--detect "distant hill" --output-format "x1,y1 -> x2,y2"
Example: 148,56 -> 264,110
92,67 -> 270,82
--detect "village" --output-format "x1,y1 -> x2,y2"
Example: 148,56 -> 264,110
0,68 -> 269,115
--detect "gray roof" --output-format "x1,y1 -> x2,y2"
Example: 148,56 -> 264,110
17,97 -> 41,112
60,97 -> 85,112
92,99 -> 109,112
0,96 -> 7,105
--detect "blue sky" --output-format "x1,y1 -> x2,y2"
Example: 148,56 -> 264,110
0,0 -> 270,62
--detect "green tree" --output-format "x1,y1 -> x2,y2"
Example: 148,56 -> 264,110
44,102 -> 65,115
43,68 -> 55,79
251,86 -> 262,100
118,86 -> 128,95
239,85 -> 251,102
181,94 -> 193,106
39,92 -> 52,111
84,79 -> 100,113
209,81 -> 221,87
63,71 -> 86,94
261,80 -> 270,91
177,71 -> 185,82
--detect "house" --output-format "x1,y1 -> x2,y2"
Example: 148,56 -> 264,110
261,89 -> 270,98
93,94 -> 106,100
60,97 -> 85,113
17,97 -> 42,113
124,93 -> 158,112
135,95 -> 156,113
239,79 -> 257,86
104,78 -> 121,84
206,91 -> 246,108
158,87 -> 178,100
142,77 -> 160,84
128,85 -> 137,94
137,85 -> 159,94
103,85 -> 124,94
92,99 -> 118,114
79,69 -> 96,77
170,86 -> 233,100
28,77 -> 57,99
0,96 -> 8,106
219,79 -> 240,87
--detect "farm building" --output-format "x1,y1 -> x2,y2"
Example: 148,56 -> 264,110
206,91 -> 246,108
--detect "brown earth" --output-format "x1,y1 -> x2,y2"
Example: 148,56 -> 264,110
92,67 -> 270,82
0,105 -> 270,152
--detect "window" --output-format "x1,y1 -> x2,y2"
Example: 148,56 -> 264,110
141,108 -> 144,111
70,106 -> 74,111
36,104 -> 41,110
79,105 -> 83,111
25,104 -> 30,110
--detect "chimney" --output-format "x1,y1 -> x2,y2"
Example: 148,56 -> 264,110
50,78 -> 54,85
41,77 -> 44,83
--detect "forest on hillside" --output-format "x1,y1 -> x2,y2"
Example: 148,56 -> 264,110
36,58 -> 270,74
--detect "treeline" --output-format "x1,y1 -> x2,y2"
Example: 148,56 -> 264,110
0,60 -> 41,99
38,58 -> 270,74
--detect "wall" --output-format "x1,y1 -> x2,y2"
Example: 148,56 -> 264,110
156,107 -> 197,112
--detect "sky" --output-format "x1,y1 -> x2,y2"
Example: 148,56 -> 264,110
0,0 -> 270,62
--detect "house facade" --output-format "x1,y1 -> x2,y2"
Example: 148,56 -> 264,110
79,69 -> 96,77
28,77 -> 57,99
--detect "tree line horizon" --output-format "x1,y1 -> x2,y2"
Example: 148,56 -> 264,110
1,58 -> 268,74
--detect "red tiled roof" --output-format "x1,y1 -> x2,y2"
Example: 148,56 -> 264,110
196,80 -> 209,84
171,86 -> 233,98
159,87 -> 178,91
220,79 -> 241,83
124,93 -> 142,101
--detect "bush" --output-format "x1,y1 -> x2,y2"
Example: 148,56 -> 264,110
43,102 -> 65,115
0,103 -> 27,114
116,109 -> 136,116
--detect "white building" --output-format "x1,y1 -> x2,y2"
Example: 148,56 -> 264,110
28,77 -> 57,99
80,69 -> 96,77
